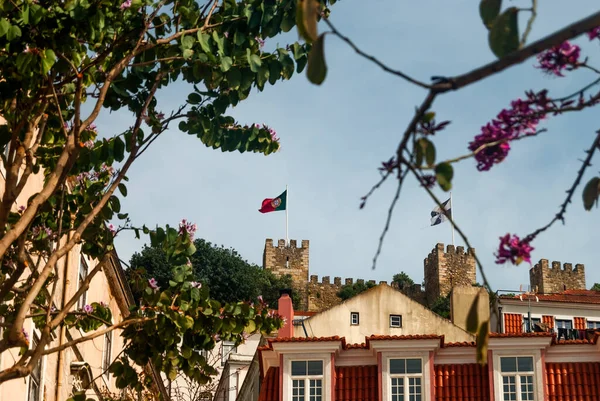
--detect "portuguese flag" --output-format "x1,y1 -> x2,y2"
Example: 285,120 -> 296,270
259,190 -> 287,213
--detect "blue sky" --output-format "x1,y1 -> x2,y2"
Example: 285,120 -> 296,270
102,1 -> 600,294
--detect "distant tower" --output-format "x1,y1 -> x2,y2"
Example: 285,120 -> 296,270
529,259 -> 585,294
263,239 -> 310,310
424,243 -> 476,305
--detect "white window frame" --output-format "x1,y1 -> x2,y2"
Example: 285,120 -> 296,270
381,352 -> 431,401
76,255 -> 89,310
102,331 -> 113,382
498,356 -> 535,401
390,314 -> 402,328
282,353 -> 332,401
389,358 -> 424,401
350,312 -> 359,326
555,319 -> 572,329
493,351 -> 543,401
587,321 -> 600,329
221,341 -> 236,366
290,360 -> 324,401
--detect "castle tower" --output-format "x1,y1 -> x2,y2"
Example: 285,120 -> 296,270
424,243 -> 476,305
263,239 -> 309,309
529,259 -> 585,294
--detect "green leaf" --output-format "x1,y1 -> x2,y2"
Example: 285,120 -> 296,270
417,138 -> 436,167
582,177 -> 600,211
197,32 -> 212,53
187,93 -> 202,104
296,0 -> 319,43
118,183 -> 128,197
415,143 -> 424,168
422,112 -> 435,123
476,320 -> 489,365
113,137 -> 125,162
479,0 -> 502,30
220,56 -> 233,72
0,19 -> 10,37
488,7 -> 520,58
41,49 -> 56,75
6,25 -> 21,41
246,49 -> 262,73
226,68 -> 242,89
181,35 -> 195,50
435,163 -> 453,191
307,34 -> 327,85
466,297 -> 479,334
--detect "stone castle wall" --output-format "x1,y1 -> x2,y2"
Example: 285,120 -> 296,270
529,259 -> 586,294
263,239 -> 310,309
307,276 -> 386,312
424,243 -> 476,305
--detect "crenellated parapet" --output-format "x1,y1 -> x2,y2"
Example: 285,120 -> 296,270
424,243 -> 476,305
306,274 -> 381,312
529,259 -> 586,294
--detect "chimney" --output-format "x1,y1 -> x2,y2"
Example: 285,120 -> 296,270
277,289 -> 294,338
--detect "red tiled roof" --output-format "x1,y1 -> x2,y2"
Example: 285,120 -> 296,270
434,364 -> 490,401
490,332 -> 553,338
504,313 -> 523,334
501,290 -> 600,305
336,366 -> 378,401
258,367 -> 279,401
444,341 -> 476,347
367,334 -> 443,341
269,336 -> 345,345
345,343 -> 368,350
295,311 -> 318,316
546,362 -> 600,400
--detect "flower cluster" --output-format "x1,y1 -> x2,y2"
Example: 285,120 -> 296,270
255,36 -> 265,48
148,278 -> 159,292
108,224 -> 117,237
588,27 -> 600,41
535,41 -> 581,77
120,0 -> 132,9
469,90 -> 551,171
83,304 -> 93,313
31,225 -> 54,240
190,281 -> 202,289
75,163 -> 115,185
495,234 -> 534,265
178,219 -> 197,240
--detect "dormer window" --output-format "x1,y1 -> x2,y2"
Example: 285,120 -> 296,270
499,356 -> 535,401
389,358 -> 423,401
291,360 -> 323,401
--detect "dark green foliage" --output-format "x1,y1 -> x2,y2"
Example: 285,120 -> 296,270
592,283 -> 600,291
337,281 -> 376,301
430,295 -> 451,319
128,239 -> 299,308
392,272 -> 414,289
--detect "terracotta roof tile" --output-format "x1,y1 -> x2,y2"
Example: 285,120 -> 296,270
269,335 -> 345,343
444,341 -> 476,347
501,290 -> 600,304
367,334 -> 443,341
504,313 -> 523,334
490,332 -> 553,338
335,365 -> 378,401
575,317 -> 586,330
344,343 -> 368,350
543,315 -> 555,329
546,362 -> 600,401
434,364 -> 490,401
258,367 -> 279,401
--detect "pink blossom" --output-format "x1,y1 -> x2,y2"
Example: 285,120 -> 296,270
22,328 -> 29,342
190,281 -> 202,289
84,140 -> 94,149
120,0 -> 132,9
108,224 -> 116,237
83,304 -> 93,313
535,41 -> 580,77
18,205 -> 25,213
179,219 -> 197,240
148,278 -> 159,291
495,234 -> 534,265
255,36 -> 265,48
588,27 -> 600,41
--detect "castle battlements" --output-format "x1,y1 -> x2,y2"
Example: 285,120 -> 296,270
308,275 -> 386,287
529,258 -> 585,294
265,238 -> 309,249
424,243 -> 477,305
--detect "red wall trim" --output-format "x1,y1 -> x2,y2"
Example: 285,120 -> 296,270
331,353 -> 335,401
378,352 -> 382,401
541,349 -> 548,400
487,350 -> 494,401
429,351 -> 435,401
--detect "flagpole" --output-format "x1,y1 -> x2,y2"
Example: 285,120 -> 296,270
285,185 -> 289,246
450,191 -> 455,246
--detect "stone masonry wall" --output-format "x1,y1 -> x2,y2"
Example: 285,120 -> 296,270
529,259 -> 586,294
307,277 -> 385,312
424,243 -> 476,305
263,239 -> 310,309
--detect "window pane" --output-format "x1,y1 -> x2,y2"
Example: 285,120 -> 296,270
501,357 -> 517,372
292,379 -> 305,401
517,357 -> 534,372
309,379 -> 322,401
406,359 -> 422,374
292,361 -> 307,376
520,375 -> 535,401
308,360 -> 323,375
409,377 -> 422,401
391,377 -> 404,401
556,319 -> 573,329
502,376 -> 516,401
390,359 -> 406,374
